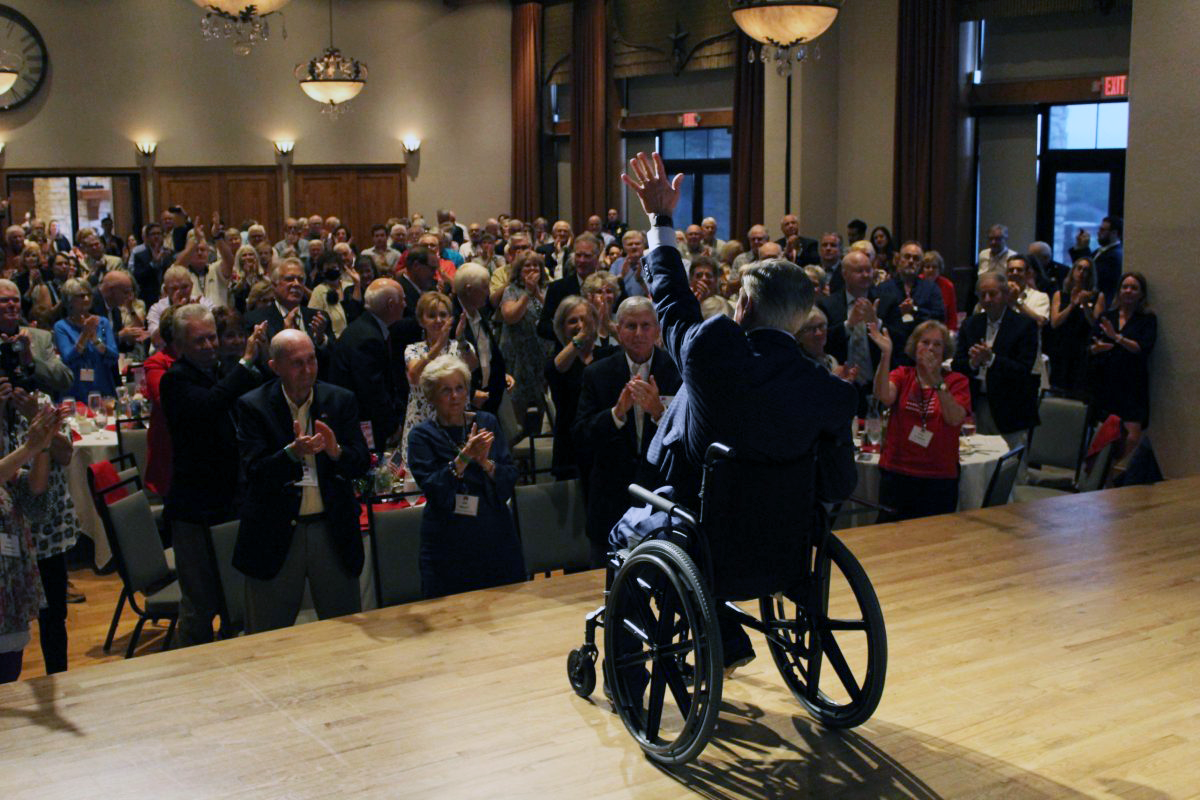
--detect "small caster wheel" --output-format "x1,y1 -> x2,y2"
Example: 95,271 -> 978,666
567,646 -> 597,697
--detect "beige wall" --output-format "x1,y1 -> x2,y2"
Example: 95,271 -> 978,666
0,0 -> 512,223
976,114 -> 1038,254
1126,1 -> 1199,477
762,0 -> 897,244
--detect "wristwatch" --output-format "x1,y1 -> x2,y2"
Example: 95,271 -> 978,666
648,213 -> 674,229
935,381 -> 948,392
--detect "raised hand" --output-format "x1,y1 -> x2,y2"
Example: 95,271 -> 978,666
243,321 -> 268,362
968,342 -> 992,369
833,364 -> 859,383
312,419 -> 340,458
308,311 -> 328,344
1098,317 -> 1118,340
866,321 -> 891,354
628,374 -> 665,419
455,312 -> 467,341
25,404 -> 63,453
621,152 -> 684,217
614,382 -> 635,422
291,420 -> 326,457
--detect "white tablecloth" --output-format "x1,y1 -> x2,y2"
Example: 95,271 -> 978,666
66,428 -> 119,569
836,434 -> 1010,528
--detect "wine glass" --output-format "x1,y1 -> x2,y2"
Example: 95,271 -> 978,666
87,391 -> 103,424
865,401 -> 883,453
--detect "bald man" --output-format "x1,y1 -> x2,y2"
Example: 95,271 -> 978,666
328,277 -> 409,451
776,213 -> 818,266
235,329 -> 370,634
94,269 -> 149,356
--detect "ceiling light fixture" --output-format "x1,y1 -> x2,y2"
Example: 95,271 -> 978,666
730,0 -> 841,75
193,1 -> 290,56
294,0 -> 367,117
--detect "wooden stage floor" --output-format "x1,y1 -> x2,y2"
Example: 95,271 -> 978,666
2,478 -> 1198,799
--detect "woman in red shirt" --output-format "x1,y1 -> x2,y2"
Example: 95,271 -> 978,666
143,306 -> 178,497
921,250 -> 958,331
868,319 -> 970,522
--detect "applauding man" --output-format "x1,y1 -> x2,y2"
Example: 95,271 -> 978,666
234,329 -> 370,634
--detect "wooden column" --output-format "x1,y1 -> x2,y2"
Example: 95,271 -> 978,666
512,1 -> 543,222
570,0 -> 607,232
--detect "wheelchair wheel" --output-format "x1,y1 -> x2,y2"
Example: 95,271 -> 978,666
759,533 -> 886,729
603,539 -> 722,766
567,646 -> 597,698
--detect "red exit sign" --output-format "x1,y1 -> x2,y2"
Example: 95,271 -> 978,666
1103,74 -> 1128,97
681,112 -> 701,128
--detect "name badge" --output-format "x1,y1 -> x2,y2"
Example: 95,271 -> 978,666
296,462 -> 319,487
908,426 -> 934,448
80,368 -> 95,383
0,533 -> 19,558
901,313 -> 915,324
360,421 -> 375,450
454,494 -> 479,517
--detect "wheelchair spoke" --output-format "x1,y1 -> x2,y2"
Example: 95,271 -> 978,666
644,661 -> 668,741
614,649 -> 654,669
661,659 -> 693,719
652,587 -> 679,647
658,640 -> 694,660
821,632 -> 862,701
620,618 -> 652,647
825,618 -> 867,631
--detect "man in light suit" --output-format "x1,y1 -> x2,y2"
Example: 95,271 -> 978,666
573,296 -> 682,566
615,152 -> 858,670
235,330 -> 370,634
0,280 -> 73,396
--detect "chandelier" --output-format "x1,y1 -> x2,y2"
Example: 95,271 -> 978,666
294,0 -> 367,116
730,1 -> 841,75
193,2 -> 291,56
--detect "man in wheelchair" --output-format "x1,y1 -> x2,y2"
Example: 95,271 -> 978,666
609,152 -> 859,673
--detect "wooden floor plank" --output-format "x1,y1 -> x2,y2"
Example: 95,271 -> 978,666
2,478 -> 1199,798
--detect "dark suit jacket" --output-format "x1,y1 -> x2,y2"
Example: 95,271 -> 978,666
1094,242 -> 1123,301
244,302 -> 332,376
820,286 -> 901,366
234,380 -> 370,581
876,276 -> 946,364
778,235 -> 819,266
573,348 -> 681,545
328,312 -> 404,451
453,304 -> 508,416
951,308 -> 1040,434
131,247 -> 174,305
160,357 -> 264,525
397,274 -> 424,319
535,243 -> 570,277
538,271 -> 585,343
642,241 -> 858,510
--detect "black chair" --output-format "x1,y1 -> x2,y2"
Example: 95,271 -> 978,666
566,442 -> 887,766
982,444 -> 1026,508
512,479 -> 589,576
366,492 -> 426,608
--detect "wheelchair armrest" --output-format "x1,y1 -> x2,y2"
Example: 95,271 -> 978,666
627,484 -> 698,527
704,442 -> 733,465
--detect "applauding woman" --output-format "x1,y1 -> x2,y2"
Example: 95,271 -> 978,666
402,291 -> 474,464
869,319 -> 971,522
1047,257 -> 1105,395
53,278 -> 118,402
407,355 -> 524,598
1089,272 -> 1156,456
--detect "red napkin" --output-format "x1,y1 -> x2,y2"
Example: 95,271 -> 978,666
1087,414 -> 1122,461
89,460 -> 129,504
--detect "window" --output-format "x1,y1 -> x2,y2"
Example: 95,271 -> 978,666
659,129 -> 732,240
5,173 -> 142,247
1047,102 -> 1129,150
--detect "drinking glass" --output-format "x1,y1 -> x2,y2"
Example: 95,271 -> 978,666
87,391 -> 102,421
864,401 -> 883,453
962,416 -> 976,438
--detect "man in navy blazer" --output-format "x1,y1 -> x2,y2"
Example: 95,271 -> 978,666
617,153 -> 858,668
951,271 -> 1040,445
235,330 -> 370,634
573,296 -> 681,565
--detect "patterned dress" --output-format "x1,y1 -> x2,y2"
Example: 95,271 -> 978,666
4,415 -> 83,561
500,285 -> 552,415
401,339 -> 465,466
0,476 -> 47,646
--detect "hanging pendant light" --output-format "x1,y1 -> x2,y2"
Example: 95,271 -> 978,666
193,1 -> 291,55
294,0 -> 367,116
730,1 -> 841,75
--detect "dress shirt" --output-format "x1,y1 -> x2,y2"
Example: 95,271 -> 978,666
978,314 -> 1002,390
610,354 -> 651,446
147,295 -> 215,336
978,247 -> 1017,275
283,386 -> 324,516
465,309 -> 491,386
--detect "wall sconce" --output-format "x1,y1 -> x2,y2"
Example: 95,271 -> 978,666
273,140 -> 295,156
135,141 -> 157,157
0,142 -> 6,157
402,135 -> 421,154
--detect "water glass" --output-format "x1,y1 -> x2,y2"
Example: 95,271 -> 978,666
962,416 -> 977,438
87,391 -> 102,420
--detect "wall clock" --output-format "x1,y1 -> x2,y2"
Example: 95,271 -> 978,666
0,4 -> 47,111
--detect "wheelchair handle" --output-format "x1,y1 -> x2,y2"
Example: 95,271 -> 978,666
704,442 -> 733,465
628,484 -> 698,527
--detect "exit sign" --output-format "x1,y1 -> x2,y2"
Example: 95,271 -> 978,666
1102,74 -> 1128,97
681,112 -> 701,128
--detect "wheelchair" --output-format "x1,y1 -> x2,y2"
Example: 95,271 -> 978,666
566,442 -> 887,766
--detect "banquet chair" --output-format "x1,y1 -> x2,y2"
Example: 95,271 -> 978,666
1023,395 -> 1090,489
366,500 -> 424,607
208,520 -> 245,635
1013,440 -> 1116,502
981,445 -> 1026,508
115,418 -> 165,524
103,490 -> 181,657
513,479 -> 589,577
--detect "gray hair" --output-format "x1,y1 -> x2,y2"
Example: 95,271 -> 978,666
700,295 -> 733,320
161,265 -> 192,289
272,257 -> 305,282
452,263 -> 489,296
621,229 -> 646,246
803,264 -> 827,288
62,278 -> 92,300
615,295 -> 658,327
363,278 -> 401,313
741,258 -> 814,332
172,303 -> 215,344
0,278 -> 19,295
580,271 -> 620,297
552,295 -> 599,345
976,270 -> 1009,293
419,354 -> 472,402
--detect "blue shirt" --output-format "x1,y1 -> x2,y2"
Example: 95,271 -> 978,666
53,316 -> 119,401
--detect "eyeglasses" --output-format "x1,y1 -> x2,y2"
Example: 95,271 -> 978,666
799,323 -> 827,334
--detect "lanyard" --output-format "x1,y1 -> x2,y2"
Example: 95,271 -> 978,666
913,372 -> 934,430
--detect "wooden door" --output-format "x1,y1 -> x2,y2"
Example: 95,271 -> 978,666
156,169 -> 280,241
157,173 -> 220,221
292,166 -> 407,245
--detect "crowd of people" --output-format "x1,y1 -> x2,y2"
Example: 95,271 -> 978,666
0,193 -> 1152,681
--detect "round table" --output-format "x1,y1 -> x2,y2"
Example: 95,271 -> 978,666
836,433 -> 1011,528
66,427 -> 119,569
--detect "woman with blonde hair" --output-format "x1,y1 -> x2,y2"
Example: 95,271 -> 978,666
402,290 -> 474,463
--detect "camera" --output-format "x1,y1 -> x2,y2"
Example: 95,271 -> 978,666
0,339 -> 36,391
